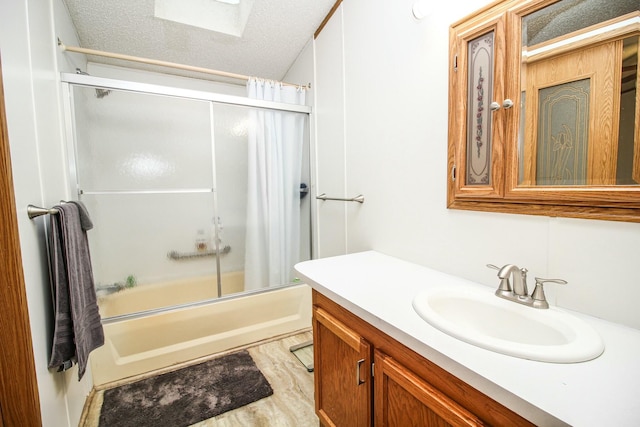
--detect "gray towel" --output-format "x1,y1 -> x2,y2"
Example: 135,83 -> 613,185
69,200 -> 93,230
48,203 -> 104,380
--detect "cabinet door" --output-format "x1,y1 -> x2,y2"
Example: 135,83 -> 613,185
313,307 -> 372,427
374,351 -> 485,427
448,13 -> 508,204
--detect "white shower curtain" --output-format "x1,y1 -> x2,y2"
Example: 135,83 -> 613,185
244,79 -> 306,290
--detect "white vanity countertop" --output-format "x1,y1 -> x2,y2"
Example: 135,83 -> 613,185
294,251 -> 640,427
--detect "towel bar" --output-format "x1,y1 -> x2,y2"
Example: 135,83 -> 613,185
316,193 -> 365,203
27,205 -> 60,219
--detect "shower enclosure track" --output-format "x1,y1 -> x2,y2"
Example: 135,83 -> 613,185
78,188 -> 214,195
61,73 -> 312,114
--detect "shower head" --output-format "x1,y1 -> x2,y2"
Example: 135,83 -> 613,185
95,88 -> 111,99
75,68 -> 111,99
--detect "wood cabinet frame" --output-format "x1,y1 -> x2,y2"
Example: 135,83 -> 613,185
448,0 -> 640,222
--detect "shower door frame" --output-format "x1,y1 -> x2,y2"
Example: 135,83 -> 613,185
61,72 -> 312,113
60,72 -> 312,319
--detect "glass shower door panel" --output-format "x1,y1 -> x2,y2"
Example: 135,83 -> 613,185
70,84 -> 219,318
209,103 -> 248,296
72,86 -> 213,192
211,103 -> 311,295
83,192 -> 218,318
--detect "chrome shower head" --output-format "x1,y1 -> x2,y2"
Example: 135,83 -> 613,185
76,68 -> 111,99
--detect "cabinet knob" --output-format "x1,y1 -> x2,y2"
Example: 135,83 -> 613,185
502,99 -> 514,109
489,101 -> 501,111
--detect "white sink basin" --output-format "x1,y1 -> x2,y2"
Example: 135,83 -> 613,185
412,286 -> 604,363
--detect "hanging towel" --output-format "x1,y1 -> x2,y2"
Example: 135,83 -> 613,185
48,202 -> 104,380
69,200 -> 93,231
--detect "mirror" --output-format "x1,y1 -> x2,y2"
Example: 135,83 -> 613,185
517,0 -> 639,187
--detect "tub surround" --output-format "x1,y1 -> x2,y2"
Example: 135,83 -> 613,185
294,251 -> 640,426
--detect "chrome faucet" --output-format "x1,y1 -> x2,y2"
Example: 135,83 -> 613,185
487,264 -> 567,309
497,264 -> 529,298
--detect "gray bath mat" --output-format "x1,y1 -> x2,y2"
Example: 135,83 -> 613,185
98,350 -> 273,427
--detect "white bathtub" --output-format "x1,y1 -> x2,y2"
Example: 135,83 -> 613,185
97,272 -> 245,318
90,279 -> 312,386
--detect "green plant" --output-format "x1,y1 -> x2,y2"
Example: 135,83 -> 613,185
125,274 -> 137,289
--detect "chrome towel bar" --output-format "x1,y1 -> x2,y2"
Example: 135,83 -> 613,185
27,205 -> 60,219
316,193 -> 365,204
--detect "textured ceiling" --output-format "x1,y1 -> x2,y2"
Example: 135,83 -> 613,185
62,0 -> 337,83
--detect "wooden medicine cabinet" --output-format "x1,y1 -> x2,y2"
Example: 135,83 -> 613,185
447,0 -> 640,222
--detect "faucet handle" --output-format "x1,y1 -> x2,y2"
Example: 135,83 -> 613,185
531,277 -> 568,309
487,264 -> 512,296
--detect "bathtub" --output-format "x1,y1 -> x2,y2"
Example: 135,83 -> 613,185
97,271 -> 245,318
90,280 -> 312,386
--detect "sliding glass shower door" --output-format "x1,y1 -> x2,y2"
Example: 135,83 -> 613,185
65,75 -> 311,319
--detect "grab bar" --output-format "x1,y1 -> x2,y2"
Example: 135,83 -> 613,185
316,193 -> 365,204
167,245 -> 231,261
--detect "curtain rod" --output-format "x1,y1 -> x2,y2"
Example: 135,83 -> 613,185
57,40 -> 309,89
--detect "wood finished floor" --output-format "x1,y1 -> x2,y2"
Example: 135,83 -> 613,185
82,331 -> 319,427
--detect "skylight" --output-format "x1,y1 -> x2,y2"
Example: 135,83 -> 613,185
154,0 -> 253,37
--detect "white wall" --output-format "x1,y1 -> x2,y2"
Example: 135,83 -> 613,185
0,0 -> 91,425
314,10 -> 348,258
313,0 -> 640,330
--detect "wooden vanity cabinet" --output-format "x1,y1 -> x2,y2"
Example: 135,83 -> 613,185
312,290 -> 535,427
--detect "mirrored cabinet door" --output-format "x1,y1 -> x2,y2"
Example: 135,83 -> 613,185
511,0 -> 639,189
521,40 -> 623,186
